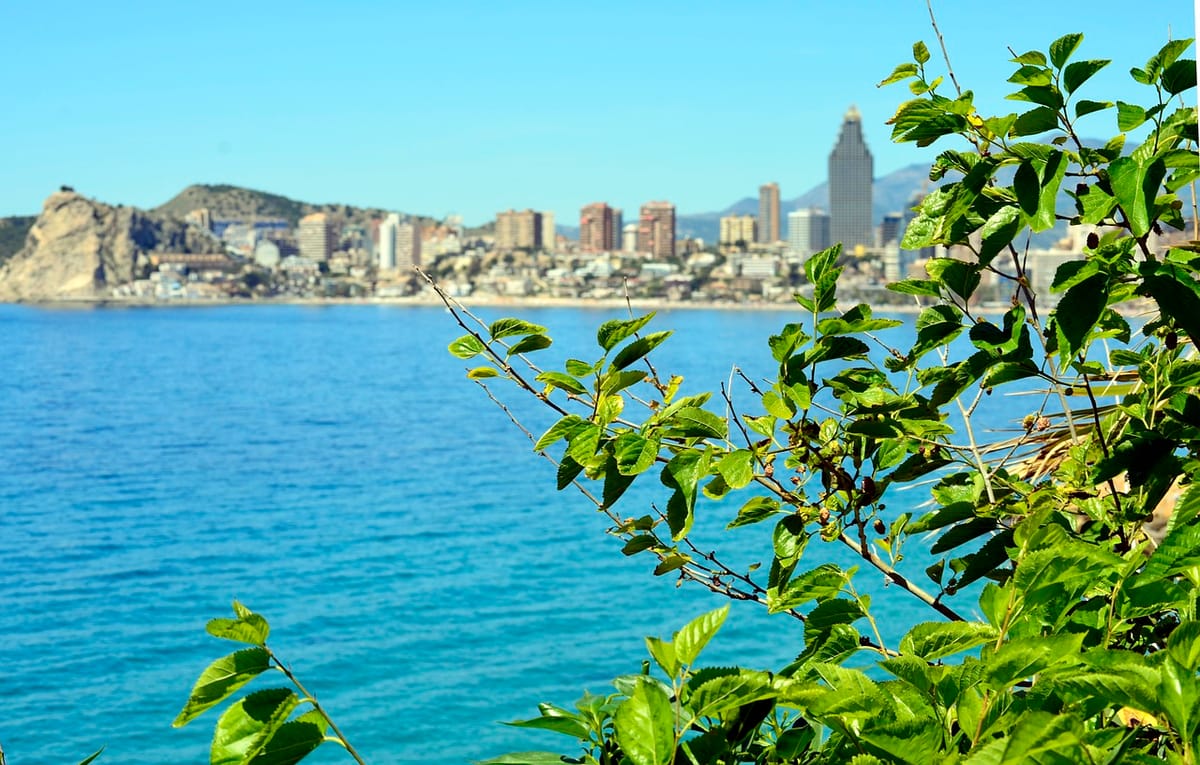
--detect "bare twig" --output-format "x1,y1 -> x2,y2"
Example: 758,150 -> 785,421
925,0 -> 962,97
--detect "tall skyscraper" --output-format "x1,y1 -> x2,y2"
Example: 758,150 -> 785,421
758,182 -> 780,244
612,208 -> 623,248
378,213 -> 399,269
580,202 -> 614,252
637,201 -> 676,258
828,105 -> 874,253
787,208 -> 831,259
298,213 -> 336,262
541,211 -> 556,253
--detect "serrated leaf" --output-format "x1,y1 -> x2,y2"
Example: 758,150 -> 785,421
174,648 -> 272,727
1116,101 -> 1147,131
1163,58 -> 1198,95
715,450 -> 754,488
978,206 -> 1021,265
534,414 -> 586,452
1110,154 -> 1167,238
1063,59 -> 1109,93
206,611 -> 270,647
900,621 -> 997,661
212,688 -> 299,765
535,371 -> 586,396
614,432 -> 660,476
597,313 -> 656,352
1074,99 -> 1113,119
667,407 -> 726,439
489,318 -> 547,341
675,605 -> 729,667
727,496 -> 780,529
615,678 -> 675,765
686,670 -> 776,720
1049,33 -> 1083,69
611,331 -> 671,370
248,711 -> 327,765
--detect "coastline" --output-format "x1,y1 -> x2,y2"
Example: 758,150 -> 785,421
3,293 -> 938,314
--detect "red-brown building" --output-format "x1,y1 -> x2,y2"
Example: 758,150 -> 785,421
579,202 -> 615,252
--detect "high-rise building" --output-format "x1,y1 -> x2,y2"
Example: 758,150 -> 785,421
580,202 -> 615,252
298,213 -> 336,262
495,209 -> 546,251
378,213 -> 399,270
612,208 -> 623,248
541,211 -> 555,253
787,208 -> 831,259
637,201 -> 676,258
828,105 -> 874,253
758,182 -> 780,244
719,215 -> 757,250
622,222 -> 639,253
880,212 -> 904,247
396,221 -> 421,269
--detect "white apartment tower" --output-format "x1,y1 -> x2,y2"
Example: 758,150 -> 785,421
396,220 -> 421,269
378,213 -> 399,270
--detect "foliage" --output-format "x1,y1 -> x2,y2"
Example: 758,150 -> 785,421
175,601 -> 365,765
439,31 -> 1200,764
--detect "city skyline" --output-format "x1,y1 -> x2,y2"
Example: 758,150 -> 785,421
1,2 -> 1193,225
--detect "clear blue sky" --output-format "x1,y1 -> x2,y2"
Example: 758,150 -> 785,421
1,1 -> 1193,225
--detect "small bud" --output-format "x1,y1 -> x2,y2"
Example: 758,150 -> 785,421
1086,232 -> 1099,249
873,519 -> 887,535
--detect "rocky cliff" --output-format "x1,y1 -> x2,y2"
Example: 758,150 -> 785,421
0,191 -> 219,301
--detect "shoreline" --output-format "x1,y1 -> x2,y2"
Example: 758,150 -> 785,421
0,293 -> 951,315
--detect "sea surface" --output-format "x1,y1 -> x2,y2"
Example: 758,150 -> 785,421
0,303 -> 1013,764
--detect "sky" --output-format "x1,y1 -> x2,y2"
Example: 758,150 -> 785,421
1,1 -> 1195,226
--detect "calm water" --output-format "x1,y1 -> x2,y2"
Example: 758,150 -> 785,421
0,303 -> 997,764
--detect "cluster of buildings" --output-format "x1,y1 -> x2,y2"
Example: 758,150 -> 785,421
114,105 -> 1119,306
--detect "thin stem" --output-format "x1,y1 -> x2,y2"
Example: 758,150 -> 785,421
925,0 -> 962,97
271,654 -> 367,765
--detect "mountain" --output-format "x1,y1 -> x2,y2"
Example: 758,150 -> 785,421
676,162 -> 935,243
154,184 -> 434,230
0,191 -> 221,301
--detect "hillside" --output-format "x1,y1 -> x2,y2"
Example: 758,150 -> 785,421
154,184 -> 432,230
0,215 -> 36,266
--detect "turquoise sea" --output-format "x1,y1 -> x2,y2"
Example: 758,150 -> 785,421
0,304 -> 1003,764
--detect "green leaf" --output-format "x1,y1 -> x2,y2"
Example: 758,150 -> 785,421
978,206 -> 1022,265
645,636 -> 678,678
727,496 -> 781,529
563,423 -> 601,464
769,564 -> 845,613
1053,273 -> 1108,368
610,331 -> 671,370
622,535 -> 658,556
1116,101 -> 1148,131
535,371 -> 586,395
686,670 -> 776,720
913,41 -> 930,64
653,554 -> 690,576
879,62 -> 919,87
666,407 -> 726,439
467,366 -> 500,380
212,688 -> 299,765
490,318 -> 547,341
1163,58 -> 1198,95
1049,33 -> 1084,69
534,415 -> 586,452
1063,59 -> 1109,93
1168,621 -> 1200,672
556,456 -> 584,490
75,750 -> 104,765
601,369 -> 648,395
174,648 -> 272,727
1008,65 -> 1053,87
507,334 -> 552,357
899,621 -> 998,661
1011,50 -> 1047,67
675,605 -> 729,666
925,258 -> 980,301
615,678 -> 675,765
614,432 -> 660,476
597,313 -> 656,352
1109,154 -> 1167,237
804,599 -> 865,643
984,633 -> 1084,690
715,450 -> 754,489
476,754 -> 574,765
1010,106 -> 1059,137
207,603 -> 270,646
887,278 -> 941,297
248,711 -> 327,765
1074,99 -> 1113,119
448,334 -> 485,359
505,710 -> 590,740
564,358 -> 596,377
